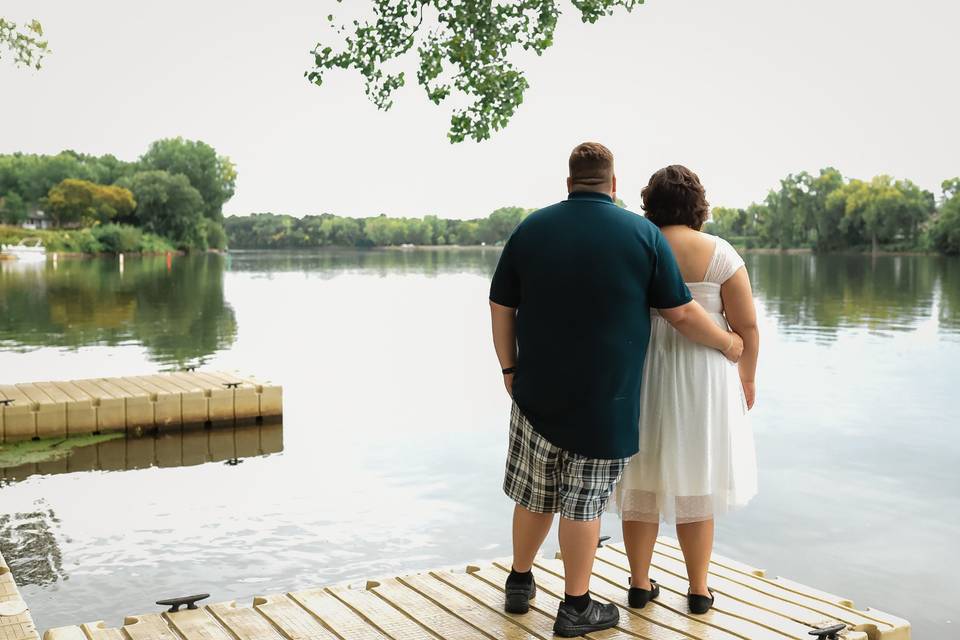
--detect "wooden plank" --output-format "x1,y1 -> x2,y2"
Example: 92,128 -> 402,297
289,587 -> 390,640
71,380 -> 125,432
48,381 -> 97,437
532,558 -> 743,640
431,569 -> 560,640
252,594 -> 338,640
644,540 -> 909,635
142,375 -> 207,425
163,607 -> 232,640
463,565 -> 661,640
16,383 -> 66,439
595,547 -> 842,639
328,583 -> 446,640
119,378 -> 181,430
41,628 -> 85,640
170,373 -> 232,423
370,577 -> 497,640
485,561 -> 685,640
79,621 -> 124,640
104,378 -> 155,431
604,544 -> 881,631
398,572 -> 540,639
588,553 -> 850,640
120,613 -> 180,640
207,601 -> 283,640
0,384 -> 36,442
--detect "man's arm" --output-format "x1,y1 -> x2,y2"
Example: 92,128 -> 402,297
659,300 -> 744,363
490,300 -> 518,397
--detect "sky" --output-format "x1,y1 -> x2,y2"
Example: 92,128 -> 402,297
1,0 -> 958,219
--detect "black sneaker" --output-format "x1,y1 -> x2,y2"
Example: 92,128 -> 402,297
504,575 -> 536,614
552,599 -> 620,637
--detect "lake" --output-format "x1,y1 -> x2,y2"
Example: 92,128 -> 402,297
0,250 -> 957,637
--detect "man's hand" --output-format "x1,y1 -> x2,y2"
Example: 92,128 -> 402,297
723,331 -> 744,363
741,380 -> 756,410
503,372 -> 514,398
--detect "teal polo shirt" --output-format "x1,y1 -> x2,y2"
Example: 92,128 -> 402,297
489,191 -> 692,459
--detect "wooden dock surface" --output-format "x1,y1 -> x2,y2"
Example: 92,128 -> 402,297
43,538 -> 910,640
0,372 -> 282,443
0,549 -> 39,640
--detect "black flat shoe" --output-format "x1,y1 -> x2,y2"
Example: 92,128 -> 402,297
504,575 -> 536,614
688,588 -> 715,614
553,599 -> 620,637
627,579 -> 660,608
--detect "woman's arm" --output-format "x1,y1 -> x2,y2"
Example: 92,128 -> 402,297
721,267 -> 759,409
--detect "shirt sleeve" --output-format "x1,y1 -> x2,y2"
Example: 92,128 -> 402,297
489,234 -> 521,307
712,237 -> 746,284
648,231 -> 693,309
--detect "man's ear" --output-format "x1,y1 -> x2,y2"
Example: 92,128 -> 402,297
566,177 -> 574,193
611,175 -> 617,199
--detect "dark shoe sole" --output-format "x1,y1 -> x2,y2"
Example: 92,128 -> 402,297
504,583 -> 536,614
553,617 -> 620,638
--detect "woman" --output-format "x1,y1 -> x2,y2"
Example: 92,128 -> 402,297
609,165 -> 759,614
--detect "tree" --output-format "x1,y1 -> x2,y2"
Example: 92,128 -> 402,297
309,1 -> 644,142
117,171 -> 207,249
928,178 -> 960,255
832,176 -> 934,252
45,179 -> 136,227
0,17 -> 48,69
139,138 -> 237,220
0,191 -> 27,225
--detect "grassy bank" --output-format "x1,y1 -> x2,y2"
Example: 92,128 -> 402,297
0,224 -> 175,255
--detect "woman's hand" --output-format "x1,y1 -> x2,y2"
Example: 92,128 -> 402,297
503,372 -> 514,398
741,380 -> 756,410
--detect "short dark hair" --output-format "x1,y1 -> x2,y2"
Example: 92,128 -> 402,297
641,165 -> 710,230
569,142 -> 614,188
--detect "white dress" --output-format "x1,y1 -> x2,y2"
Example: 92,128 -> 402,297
609,236 -> 758,525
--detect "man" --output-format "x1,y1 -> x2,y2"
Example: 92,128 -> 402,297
489,142 -> 743,637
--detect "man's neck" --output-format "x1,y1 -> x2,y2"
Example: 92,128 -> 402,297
569,188 -> 614,200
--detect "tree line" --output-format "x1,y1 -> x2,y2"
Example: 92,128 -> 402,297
224,207 -> 531,249
0,138 -> 235,251
706,168 -> 960,255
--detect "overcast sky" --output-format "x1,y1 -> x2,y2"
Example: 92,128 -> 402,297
1,0 -> 957,219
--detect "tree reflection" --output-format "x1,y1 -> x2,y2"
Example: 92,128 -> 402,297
0,255 -> 236,367
748,253 -> 959,338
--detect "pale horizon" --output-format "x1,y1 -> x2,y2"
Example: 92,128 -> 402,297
1,0 -> 957,220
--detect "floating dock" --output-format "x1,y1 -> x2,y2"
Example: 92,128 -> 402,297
0,372 -> 282,443
42,537 -> 910,640
0,549 -> 38,640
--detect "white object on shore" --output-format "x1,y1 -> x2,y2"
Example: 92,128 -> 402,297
0,238 -> 47,263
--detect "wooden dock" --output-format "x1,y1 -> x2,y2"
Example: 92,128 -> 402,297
0,372 -> 282,443
0,549 -> 38,640
41,538 -> 910,640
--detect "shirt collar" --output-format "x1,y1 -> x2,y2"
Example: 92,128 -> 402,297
567,191 -> 614,204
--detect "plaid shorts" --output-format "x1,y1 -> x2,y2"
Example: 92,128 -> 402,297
503,403 -> 629,521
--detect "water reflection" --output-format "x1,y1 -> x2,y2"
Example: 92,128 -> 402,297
1,421 -> 283,486
0,505 -> 65,588
0,254 -> 237,368
747,253 -> 958,338
227,248 -> 501,277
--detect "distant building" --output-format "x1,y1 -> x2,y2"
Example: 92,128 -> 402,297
22,209 -> 51,230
